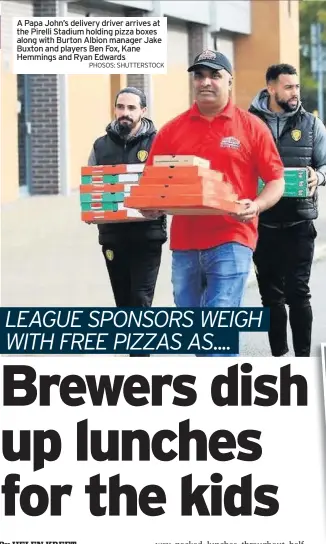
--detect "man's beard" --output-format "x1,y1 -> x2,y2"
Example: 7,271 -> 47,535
275,93 -> 299,113
116,116 -> 141,137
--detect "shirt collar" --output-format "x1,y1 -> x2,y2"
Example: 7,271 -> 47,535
189,99 -> 234,119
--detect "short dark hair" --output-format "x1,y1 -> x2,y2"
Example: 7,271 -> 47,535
115,87 -> 147,108
266,64 -> 297,83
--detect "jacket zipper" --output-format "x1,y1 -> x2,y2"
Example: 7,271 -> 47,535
122,142 -> 127,163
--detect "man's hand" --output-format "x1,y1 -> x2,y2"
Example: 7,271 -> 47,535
233,199 -> 260,223
139,209 -> 164,219
307,166 -> 318,195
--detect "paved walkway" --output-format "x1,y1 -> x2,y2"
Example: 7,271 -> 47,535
1,191 -> 171,307
1,189 -> 326,307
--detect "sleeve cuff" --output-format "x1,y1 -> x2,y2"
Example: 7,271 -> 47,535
317,171 -> 326,186
261,170 -> 285,183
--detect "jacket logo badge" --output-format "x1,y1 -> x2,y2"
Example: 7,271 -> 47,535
105,249 -> 114,261
197,49 -> 216,61
291,129 -> 301,142
220,136 -> 241,149
137,149 -> 148,162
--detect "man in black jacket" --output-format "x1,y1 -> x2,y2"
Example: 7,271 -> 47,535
249,64 -> 326,357
88,87 -> 167,354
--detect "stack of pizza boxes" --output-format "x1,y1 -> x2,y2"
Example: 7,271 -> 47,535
124,155 -> 244,215
258,167 -> 309,198
80,163 -> 148,223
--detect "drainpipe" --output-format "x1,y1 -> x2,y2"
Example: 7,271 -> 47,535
147,0 -> 163,120
58,0 -> 70,195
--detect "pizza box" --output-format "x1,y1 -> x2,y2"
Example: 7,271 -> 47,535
153,155 -> 210,168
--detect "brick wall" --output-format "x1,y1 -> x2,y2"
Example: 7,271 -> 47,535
34,0 -> 57,16
17,74 -> 26,187
125,8 -> 149,96
1,0 -> 33,198
30,0 -> 60,194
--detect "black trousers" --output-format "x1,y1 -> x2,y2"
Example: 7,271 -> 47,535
253,220 -> 317,357
102,239 -> 163,357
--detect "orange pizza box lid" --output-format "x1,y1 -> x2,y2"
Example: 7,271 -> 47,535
81,163 -> 145,176
143,165 -> 223,180
124,194 -> 240,211
81,210 -> 149,223
80,183 -> 127,193
129,183 -> 237,200
152,155 -> 210,168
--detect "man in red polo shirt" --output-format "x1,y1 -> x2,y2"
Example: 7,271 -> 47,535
144,50 -> 285,354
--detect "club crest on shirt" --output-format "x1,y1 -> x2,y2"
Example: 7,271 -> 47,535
137,149 -> 148,162
105,249 -> 114,261
291,129 -> 301,142
220,136 -> 241,149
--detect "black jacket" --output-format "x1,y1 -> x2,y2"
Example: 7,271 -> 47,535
249,99 -> 318,223
89,119 -> 167,246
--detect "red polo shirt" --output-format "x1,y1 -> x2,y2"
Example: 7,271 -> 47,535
146,100 -> 284,251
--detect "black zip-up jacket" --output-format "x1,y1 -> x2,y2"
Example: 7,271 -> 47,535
88,119 -> 167,246
249,89 -> 326,223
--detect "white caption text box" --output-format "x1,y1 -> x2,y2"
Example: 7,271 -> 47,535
12,17 -> 167,75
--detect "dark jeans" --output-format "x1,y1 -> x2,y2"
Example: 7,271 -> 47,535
102,239 -> 163,357
253,220 -> 317,357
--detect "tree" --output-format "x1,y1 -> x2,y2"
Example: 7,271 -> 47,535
300,0 -> 326,113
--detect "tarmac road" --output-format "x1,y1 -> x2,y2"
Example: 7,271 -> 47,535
1,190 -> 325,357
241,257 -> 326,357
